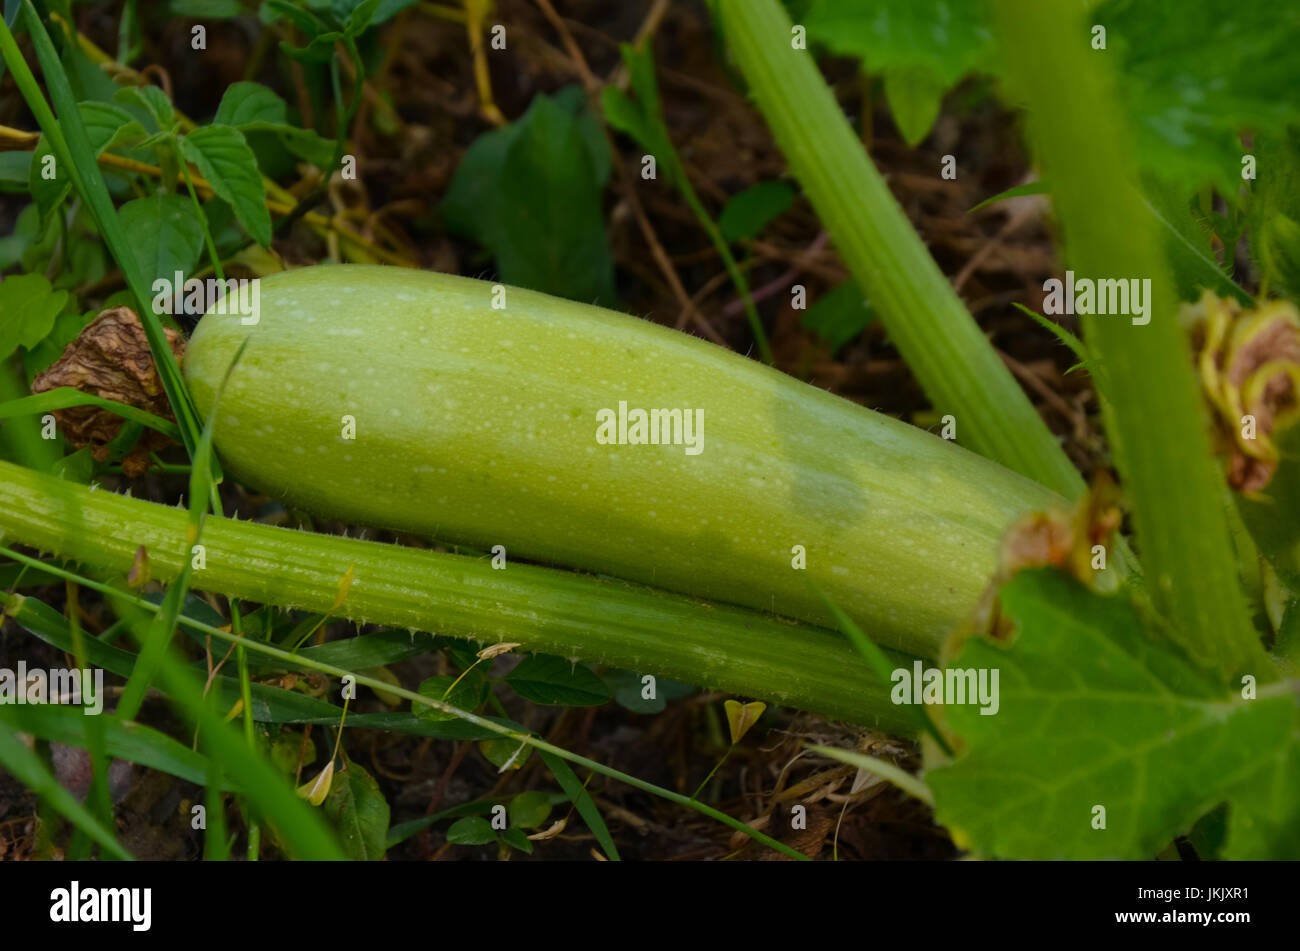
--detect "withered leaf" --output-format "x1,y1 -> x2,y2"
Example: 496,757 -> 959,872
31,307 -> 185,477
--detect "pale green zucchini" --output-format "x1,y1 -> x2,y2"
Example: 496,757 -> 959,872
184,265 -> 1060,659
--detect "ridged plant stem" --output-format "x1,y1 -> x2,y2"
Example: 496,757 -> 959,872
716,0 -> 1084,500
990,0 -> 1267,676
0,460 -> 915,733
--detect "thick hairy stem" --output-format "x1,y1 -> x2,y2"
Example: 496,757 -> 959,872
0,460 -> 915,733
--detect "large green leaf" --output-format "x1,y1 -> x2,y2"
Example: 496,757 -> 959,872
117,194 -> 205,290
1094,0 -> 1300,194
928,569 -> 1297,859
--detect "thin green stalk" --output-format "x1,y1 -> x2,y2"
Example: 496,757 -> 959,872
0,458 -> 914,733
990,0 -> 1267,677
684,183 -> 774,365
65,581 -> 114,849
233,605 -> 259,860
715,0 -> 1082,499
176,143 -> 226,283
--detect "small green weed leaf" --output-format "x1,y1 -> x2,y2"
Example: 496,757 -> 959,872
262,0 -> 329,36
116,194 -> 205,290
498,826 -> 533,854
322,757 -> 390,860
113,85 -> 175,134
0,272 -> 69,360
368,0 -> 421,26
214,81 -> 288,126
296,759 -> 334,806
0,151 -> 31,189
718,181 -> 795,241
968,181 -> 1050,213
342,0 -> 383,36
414,671 -> 490,722
179,124 -> 271,246
58,31 -> 118,105
602,44 -> 682,190
883,66 -> 946,146
507,790 -> 552,829
478,735 -> 531,771
723,699 -> 765,744
279,30 -> 344,64
446,816 -> 496,846
801,279 -> 873,353
928,568 -> 1298,859
505,653 -> 612,706
601,86 -> 653,156
539,750 -> 619,860
239,121 -> 335,169
498,97 -> 615,304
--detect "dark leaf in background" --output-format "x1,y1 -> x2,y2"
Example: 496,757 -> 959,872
322,756 -> 390,860
505,653 -> 612,706
802,279 -> 874,353
442,89 -> 616,306
414,671 -> 490,723
718,181 -> 796,241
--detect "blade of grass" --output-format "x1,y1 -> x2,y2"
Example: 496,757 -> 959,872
714,0 -> 1083,499
813,586 -> 952,756
115,340 -> 245,721
4,701 -> 224,789
0,388 -> 182,441
990,0 -> 1268,676
806,744 -> 934,807
63,580 -> 114,855
538,750 -> 620,861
